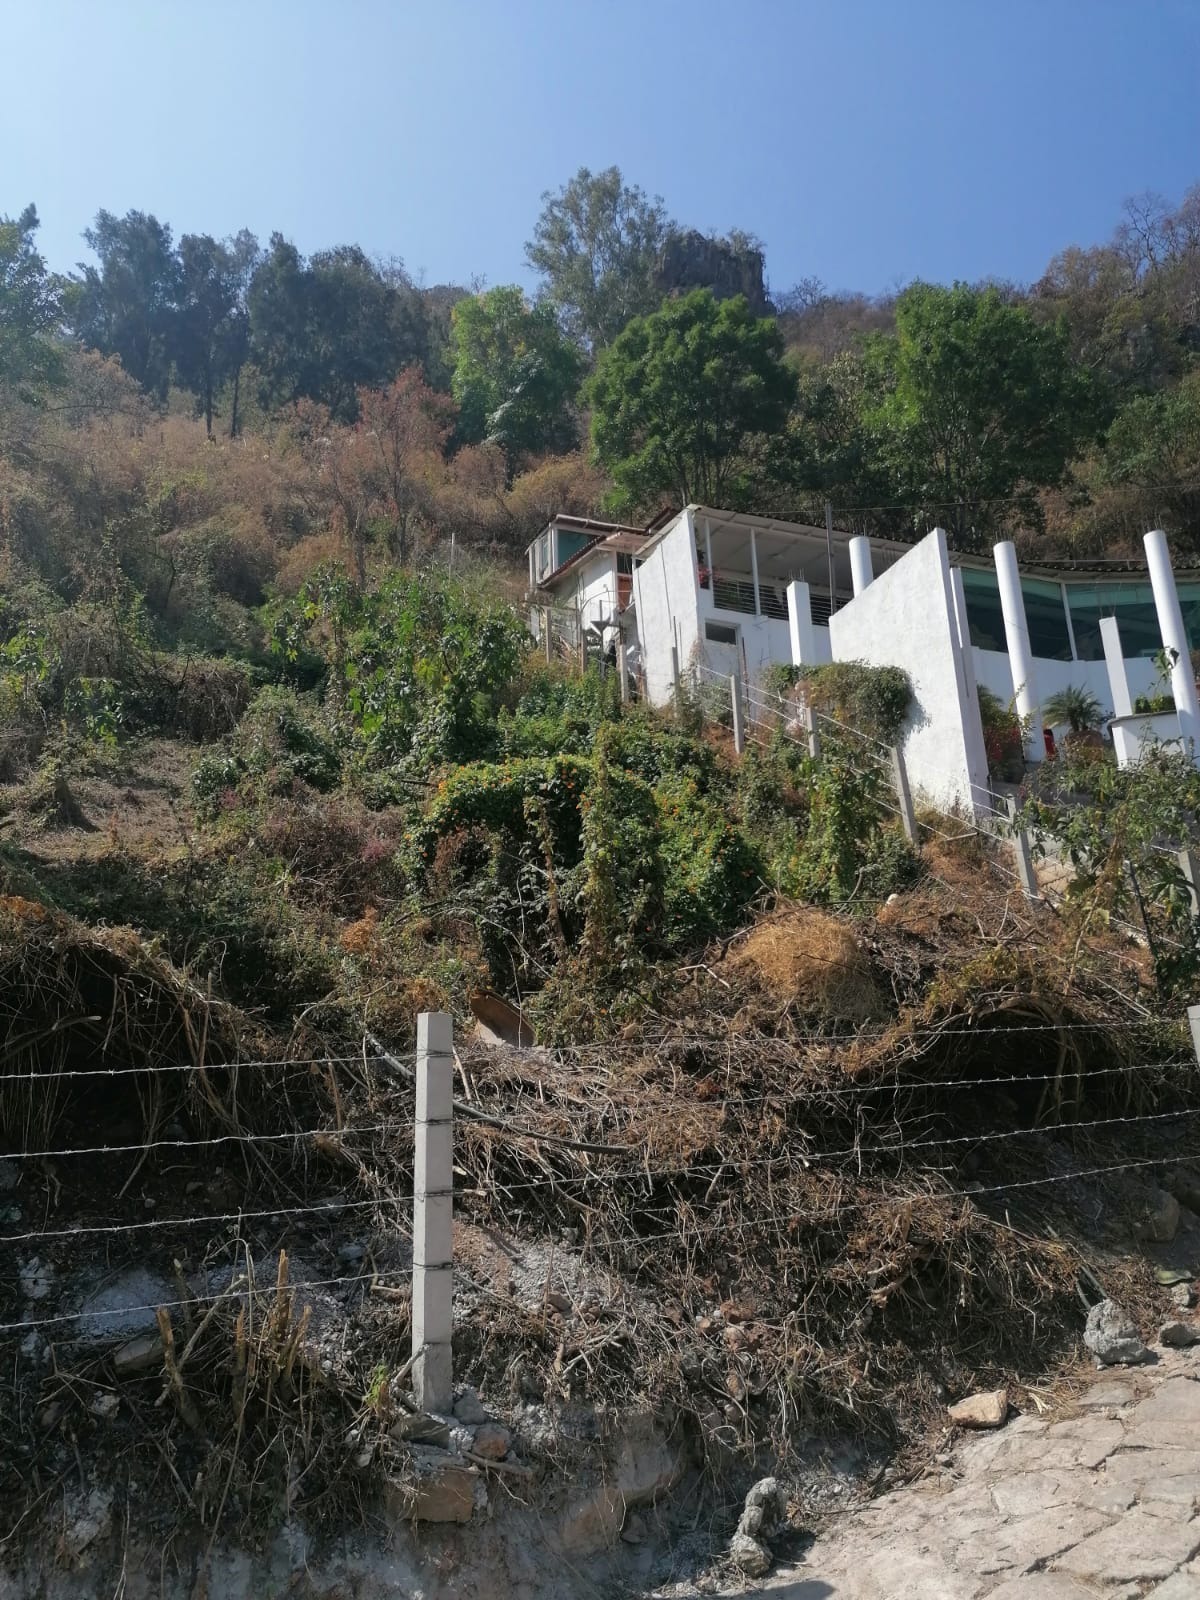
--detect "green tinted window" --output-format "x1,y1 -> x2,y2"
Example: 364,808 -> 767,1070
1021,575 -> 1072,660
961,568 -> 1073,661
1067,582 -> 1177,661
960,568 -> 1007,651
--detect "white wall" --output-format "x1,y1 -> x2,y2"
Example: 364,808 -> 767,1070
829,529 -> 989,814
971,649 -> 1162,729
574,556 -> 620,641
631,510 -> 701,705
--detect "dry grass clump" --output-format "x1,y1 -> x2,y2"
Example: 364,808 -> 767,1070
724,907 -> 887,1025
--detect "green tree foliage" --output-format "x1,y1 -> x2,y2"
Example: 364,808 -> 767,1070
175,230 -> 260,437
526,165 -> 671,350
247,238 -> 438,422
69,210 -> 181,399
450,286 -> 585,478
855,283 -> 1099,549
587,289 -> 797,509
0,205 -> 64,400
1098,369 -> 1200,544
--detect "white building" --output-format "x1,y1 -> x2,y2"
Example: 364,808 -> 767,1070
527,505 -> 1200,813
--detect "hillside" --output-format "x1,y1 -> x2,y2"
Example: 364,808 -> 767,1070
4,159 -> 1200,1595
2,578 -> 1199,1591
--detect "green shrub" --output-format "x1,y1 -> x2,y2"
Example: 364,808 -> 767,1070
656,772 -> 763,944
764,660 -> 913,744
234,685 -> 342,792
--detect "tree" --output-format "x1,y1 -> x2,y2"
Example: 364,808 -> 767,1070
0,204 -> 63,399
860,282 -> 1098,549
450,286 -> 585,479
248,237 -> 435,422
69,210 -> 180,398
358,368 -> 455,564
586,289 -> 797,510
1093,369 -> 1200,545
175,230 -> 259,437
526,166 -> 671,350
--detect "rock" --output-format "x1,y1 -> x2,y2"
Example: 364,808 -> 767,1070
337,1242 -> 365,1263
653,230 -> 768,317
89,1392 -> 120,1420
20,1256 -> 54,1301
731,1476 -> 784,1573
60,1488 -> 113,1560
559,1409 -> 688,1554
470,1422 -> 511,1461
389,1412 -> 451,1448
1084,1300 -> 1148,1366
621,1511 -> 648,1545
948,1389 -> 1010,1429
111,1334 -> 163,1376
1137,1188 -> 1181,1244
77,1268 -> 172,1343
730,1531 -> 773,1578
1159,1319 -> 1200,1348
452,1387 -> 488,1425
0,1157 -> 18,1192
1171,1280 -> 1197,1310
384,1452 -> 478,1523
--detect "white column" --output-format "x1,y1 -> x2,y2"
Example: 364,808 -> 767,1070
617,637 -> 629,704
749,528 -> 761,617
703,518 -> 713,601
413,1012 -> 454,1415
849,536 -> 874,597
786,579 -> 816,665
1100,615 -> 1134,719
1144,529 -> 1200,751
993,540 -> 1044,763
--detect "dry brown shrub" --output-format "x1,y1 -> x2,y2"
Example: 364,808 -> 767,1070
274,531 -> 355,595
727,907 -> 887,1023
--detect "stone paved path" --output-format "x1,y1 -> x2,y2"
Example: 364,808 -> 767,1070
750,1344 -> 1200,1598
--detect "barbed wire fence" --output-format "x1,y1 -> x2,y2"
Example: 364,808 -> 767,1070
4,1007 -> 1200,1373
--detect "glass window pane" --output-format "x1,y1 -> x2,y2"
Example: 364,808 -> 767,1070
1067,581 -> 1175,661
960,568 -> 1007,651
1021,577 -> 1072,661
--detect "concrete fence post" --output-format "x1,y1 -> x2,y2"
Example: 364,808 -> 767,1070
1190,1004 -> 1200,1068
730,674 -> 745,755
802,702 -> 820,761
890,745 -> 918,845
617,639 -> 629,705
413,1011 -> 454,1415
670,644 -> 681,719
1005,796 -> 1039,902
543,609 -> 553,665
1178,848 -> 1200,918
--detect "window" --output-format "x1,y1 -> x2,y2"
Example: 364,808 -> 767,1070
1021,576 -> 1072,661
1067,581 -> 1184,661
960,568 -> 1007,651
616,552 -> 634,575
959,569 -> 1072,659
705,620 -> 739,646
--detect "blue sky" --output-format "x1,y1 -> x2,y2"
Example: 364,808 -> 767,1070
4,0 -> 1198,297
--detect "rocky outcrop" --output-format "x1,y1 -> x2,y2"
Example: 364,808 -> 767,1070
652,230 -> 768,316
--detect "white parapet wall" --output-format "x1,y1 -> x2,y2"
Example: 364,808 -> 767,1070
631,510 -> 701,706
829,528 -> 989,815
